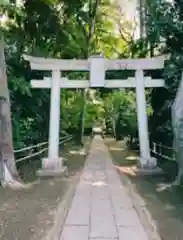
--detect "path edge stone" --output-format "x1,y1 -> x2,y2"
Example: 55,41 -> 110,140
43,172 -> 80,240
116,167 -> 162,240
42,137 -> 91,240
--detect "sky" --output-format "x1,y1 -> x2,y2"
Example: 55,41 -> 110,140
121,0 -> 138,20
119,0 -> 140,39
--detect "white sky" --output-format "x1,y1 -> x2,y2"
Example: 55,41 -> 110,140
118,0 -> 140,39
119,0 -> 138,19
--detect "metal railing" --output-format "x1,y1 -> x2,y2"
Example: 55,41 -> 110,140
136,140 -> 175,161
150,142 -> 175,161
14,135 -> 73,163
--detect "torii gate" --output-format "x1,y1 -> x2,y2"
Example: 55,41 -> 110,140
24,55 -> 166,176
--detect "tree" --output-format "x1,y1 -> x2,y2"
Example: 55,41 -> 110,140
103,90 -> 138,141
0,38 -> 18,179
142,0 -> 183,184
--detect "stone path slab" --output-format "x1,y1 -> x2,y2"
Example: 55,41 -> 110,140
60,136 -> 149,240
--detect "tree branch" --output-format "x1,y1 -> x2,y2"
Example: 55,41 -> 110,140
88,0 -> 100,45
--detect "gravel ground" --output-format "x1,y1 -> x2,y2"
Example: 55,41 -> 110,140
0,140 -> 89,240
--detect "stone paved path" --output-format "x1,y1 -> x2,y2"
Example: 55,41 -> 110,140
60,136 -> 149,240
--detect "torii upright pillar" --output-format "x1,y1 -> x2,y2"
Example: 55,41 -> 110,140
135,69 -> 152,168
38,70 -> 65,176
47,70 -> 62,169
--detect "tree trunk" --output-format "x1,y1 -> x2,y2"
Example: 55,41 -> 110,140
0,37 -> 18,177
0,99 -> 4,182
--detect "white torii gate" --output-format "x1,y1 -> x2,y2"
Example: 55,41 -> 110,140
24,55 -> 166,176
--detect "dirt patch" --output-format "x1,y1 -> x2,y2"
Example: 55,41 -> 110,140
105,137 -> 183,240
0,139 -> 90,240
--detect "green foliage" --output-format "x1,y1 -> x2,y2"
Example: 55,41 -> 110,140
103,90 -> 138,140
144,0 -> 183,145
0,0 -> 139,150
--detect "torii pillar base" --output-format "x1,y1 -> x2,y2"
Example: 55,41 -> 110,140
36,157 -> 68,178
134,157 -> 164,176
